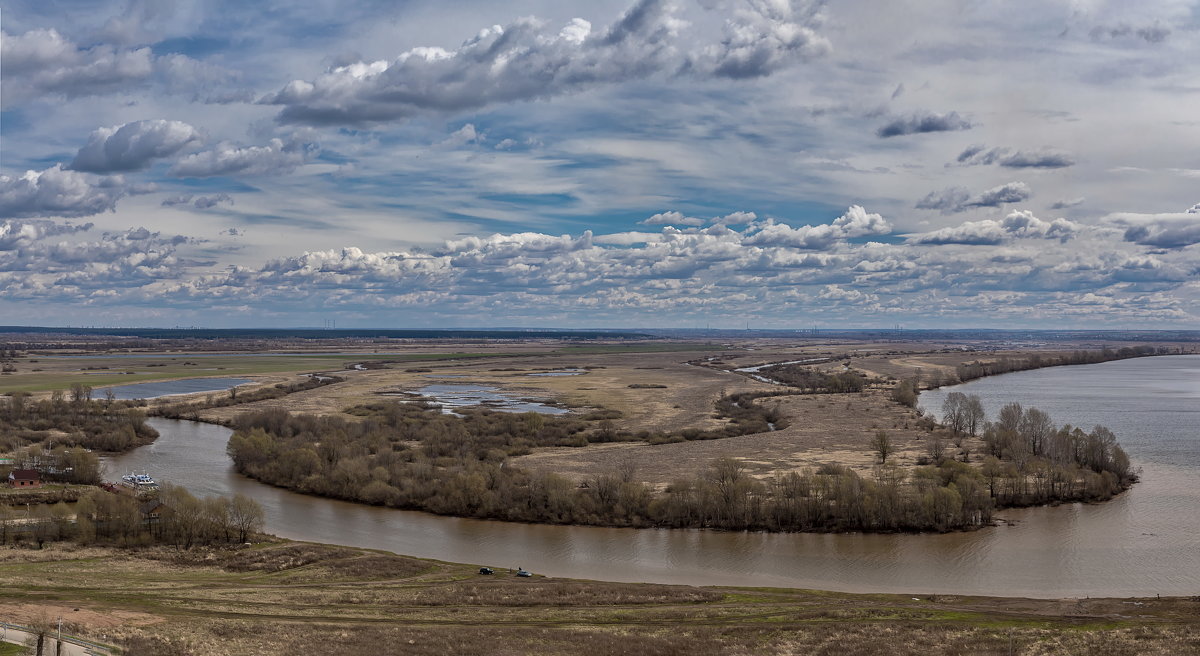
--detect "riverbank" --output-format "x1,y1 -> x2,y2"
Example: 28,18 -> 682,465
1,540 -> 1197,655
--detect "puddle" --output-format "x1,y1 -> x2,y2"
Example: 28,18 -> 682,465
389,384 -> 568,415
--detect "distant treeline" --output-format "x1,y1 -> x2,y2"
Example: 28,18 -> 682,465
151,374 -> 345,420
941,345 -> 1172,389
0,485 -> 264,548
756,365 -> 867,393
0,389 -> 158,452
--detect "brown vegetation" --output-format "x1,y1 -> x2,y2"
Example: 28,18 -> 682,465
1,541 -> 1197,656
0,390 -> 157,452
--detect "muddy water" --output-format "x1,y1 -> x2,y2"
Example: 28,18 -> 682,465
104,356 -> 1200,597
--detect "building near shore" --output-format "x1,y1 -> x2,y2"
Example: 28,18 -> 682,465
7,469 -> 41,488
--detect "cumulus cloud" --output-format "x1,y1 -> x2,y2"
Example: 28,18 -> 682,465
5,209 -> 1195,325
908,210 -> 1080,245
0,166 -> 126,218
0,219 -> 92,250
876,111 -> 972,138
954,145 -> 1075,169
1110,211 -> 1200,248
69,120 -> 203,172
262,0 -> 828,126
743,205 -> 890,249
169,137 -> 318,177
700,0 -> 831,79
916,182 -> 1031,214
640,210 -> 759,227
0,27 -> 223,106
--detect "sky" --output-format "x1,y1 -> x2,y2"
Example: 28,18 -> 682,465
1,0 -> 1198,329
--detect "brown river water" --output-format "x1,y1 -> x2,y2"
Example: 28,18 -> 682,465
105,355 -> 1200,597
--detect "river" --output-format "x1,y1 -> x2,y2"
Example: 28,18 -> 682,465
104,355 -> 1200,598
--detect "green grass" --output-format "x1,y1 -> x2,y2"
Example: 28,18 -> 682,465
0,353 -> 512,394
0,642 -> 25,655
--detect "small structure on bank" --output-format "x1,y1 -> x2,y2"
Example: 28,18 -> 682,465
7,469 -> 42,488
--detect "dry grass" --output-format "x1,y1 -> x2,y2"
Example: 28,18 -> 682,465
1,542 -> 1198,655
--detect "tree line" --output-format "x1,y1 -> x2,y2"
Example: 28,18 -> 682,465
0,391 -> 158,453
756,365 -> 867,393
950,345 -> 1168,387
0,485 -> 264,548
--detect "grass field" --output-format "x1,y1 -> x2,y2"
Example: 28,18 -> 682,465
0,541 -> 1196,655
0,352 -> 514,395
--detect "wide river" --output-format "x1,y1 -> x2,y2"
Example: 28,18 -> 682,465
105,355 -> 1200,598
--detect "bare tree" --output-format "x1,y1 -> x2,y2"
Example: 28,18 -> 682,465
963,395 -> 985,437
228,494 -> 265,543
927,435 -> 946,462
871,430 -> 893,464
942,392 -> 967,435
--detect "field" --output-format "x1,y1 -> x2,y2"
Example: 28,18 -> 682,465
0,541 -> 1197,655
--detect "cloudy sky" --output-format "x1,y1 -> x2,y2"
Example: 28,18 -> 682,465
2,0 -> 1198,328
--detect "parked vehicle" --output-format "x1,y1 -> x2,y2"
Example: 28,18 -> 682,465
479,567 -> 494,575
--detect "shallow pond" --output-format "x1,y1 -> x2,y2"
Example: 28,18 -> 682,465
98,377 -> 253,400
397,383 -> 569,415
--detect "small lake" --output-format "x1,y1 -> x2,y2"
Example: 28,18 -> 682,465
99,377 -> 253,400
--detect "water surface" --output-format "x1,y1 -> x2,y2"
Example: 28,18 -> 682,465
399,383 -> 569,415
99,377 -> 253,400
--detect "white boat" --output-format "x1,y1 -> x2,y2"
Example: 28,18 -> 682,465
120,472 -> 159,490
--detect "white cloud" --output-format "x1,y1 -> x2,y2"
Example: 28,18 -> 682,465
262,0 -> 828,126
743,205 -> 890,249
0,27 -> 223,105
908,211 -> 1080,245
0,166 -> 126,218
170,137 -> 318,177
70,119 -> 203,172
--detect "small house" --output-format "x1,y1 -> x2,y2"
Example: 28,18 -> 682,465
8,469 -> 41,488
140,499 -> 167,523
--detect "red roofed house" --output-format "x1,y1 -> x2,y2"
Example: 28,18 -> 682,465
7,469 -> 41,488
